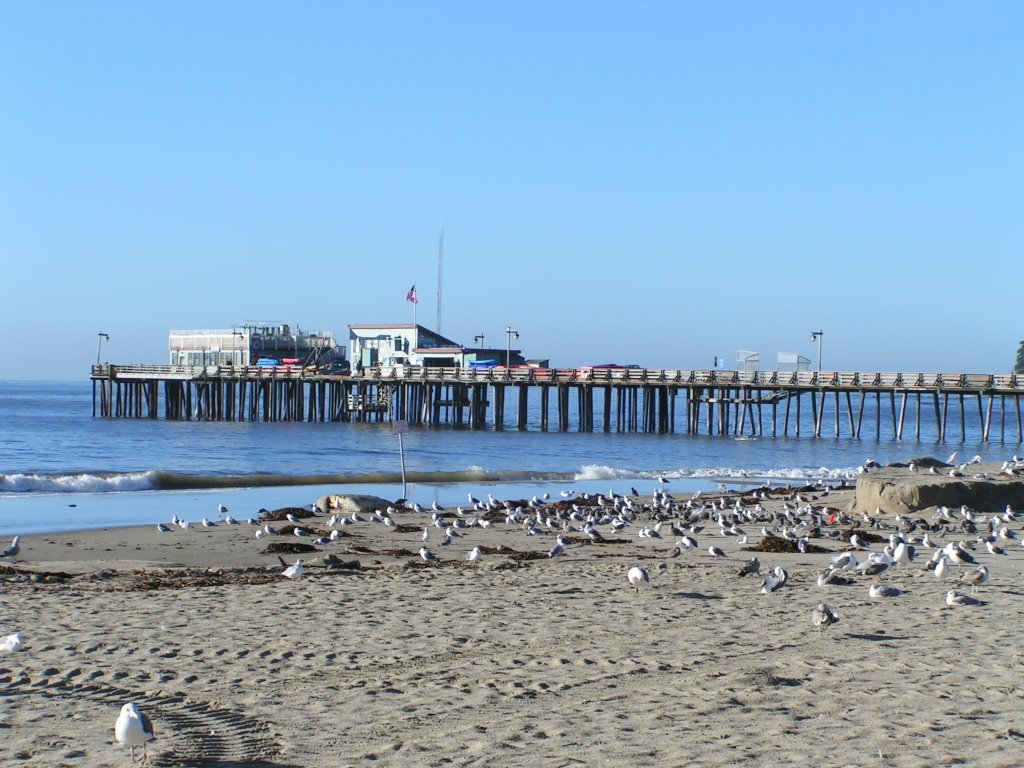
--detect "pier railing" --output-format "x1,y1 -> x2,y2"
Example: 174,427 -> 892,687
90,364 -> 1022,391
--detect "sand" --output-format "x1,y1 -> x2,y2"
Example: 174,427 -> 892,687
2,484 -> 1024,767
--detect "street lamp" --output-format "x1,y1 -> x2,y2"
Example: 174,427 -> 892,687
233,331 -> 245,365
474,334 -> 485,349
96,332 -> 109,365
505,327 -> 519,367
809,330 -> 823,372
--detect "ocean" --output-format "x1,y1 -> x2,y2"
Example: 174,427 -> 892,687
0,380 -> 1010,536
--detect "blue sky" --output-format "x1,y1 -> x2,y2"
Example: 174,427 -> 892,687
2,1 -> 1021,380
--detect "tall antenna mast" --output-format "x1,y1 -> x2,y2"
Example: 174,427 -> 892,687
436,229 -> 444,333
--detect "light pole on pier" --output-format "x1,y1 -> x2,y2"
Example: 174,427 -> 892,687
810,330 -> 823,372
505,327 -> 519,368
96,332 -> 109,365
474,334 -> 485,349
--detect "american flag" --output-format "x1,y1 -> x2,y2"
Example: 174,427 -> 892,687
406,284 -> 418,304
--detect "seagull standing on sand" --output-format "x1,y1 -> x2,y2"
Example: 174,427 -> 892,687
958,565 -> 989,593
115,702 -> 155,764
708,545 -> 726,558
627,565 -> 650,595
282,559 -> 304,579
1,536 -> 20,559
466,546 -> 481,561
811,603 -> 839,635
419,547 -> 438,563
0,633 -> 24,652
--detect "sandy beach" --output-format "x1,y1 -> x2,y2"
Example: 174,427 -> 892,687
3,474 -> 1024,767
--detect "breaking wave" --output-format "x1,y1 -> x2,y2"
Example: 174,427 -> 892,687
1,463 -> 857,496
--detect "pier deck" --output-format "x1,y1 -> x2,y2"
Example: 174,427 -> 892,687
90,364 -> 1024,442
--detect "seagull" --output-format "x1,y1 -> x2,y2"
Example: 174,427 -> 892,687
627,565 -> 650,595
811,603 -> 839,635
0,633 -> 24,652
760,567 -> 788,593
945,589 -> 982,607
708,545 -> 726,558
0,536 -> 20,559
155,523 -> 171,533
868,581 -> 901,598
737,557 -> 760,577
282,559 -> 304,578
114,702 -> 155,765
419,546 -> 437,563
286,513 -> 302,524
466,546 -> 481,561
985,541 -> 1006,557
958,565 -> 989,593
817,568 -> 853,587
217,503 -> 229,516
548,542 -> 565,559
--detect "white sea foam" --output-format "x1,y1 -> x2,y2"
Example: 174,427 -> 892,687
0,471 -> 159,494
573,465 -> 633,481
573,465 -> 858,483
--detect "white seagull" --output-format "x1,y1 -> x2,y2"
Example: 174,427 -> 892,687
419,546 -> 437,562
760,567 -> 788,593
627,565 -> 650,595
868,581 -> 901,598
282,559 -> 304,579
115,702 -> 155,764
0,633 -> 24,652
466,546 -> 481,561
1,536 -> 20,558
708,545 -> 726,558
945,589 -> 982,607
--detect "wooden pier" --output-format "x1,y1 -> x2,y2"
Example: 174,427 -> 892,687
90,364 -> 1024,442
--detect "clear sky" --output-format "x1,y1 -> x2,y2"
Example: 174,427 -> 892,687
2,1 -> 1021,380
